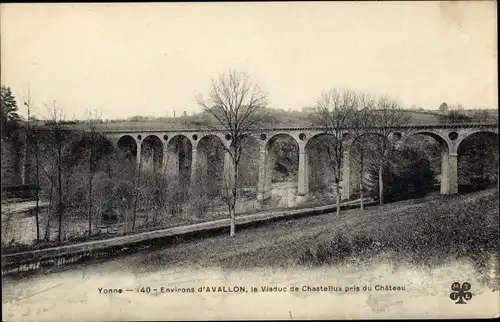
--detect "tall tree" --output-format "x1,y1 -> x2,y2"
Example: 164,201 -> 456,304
1,85 -> 21,135
197,70 -> 268,236
24,94 -> 42,242
36,131 -> 57,241
313,89 -> 358,215
46,101 -> 67,242
370,95 -> 409,205
86,109 -> 101,236
33,130 -> 41,242
132,147 -> 143,232
348,92 -> 376,210
439,102 -> 449,113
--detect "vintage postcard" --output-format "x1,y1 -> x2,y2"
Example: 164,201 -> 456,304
1,1 -> 498,320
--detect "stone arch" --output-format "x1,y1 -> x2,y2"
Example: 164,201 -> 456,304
167,134 -> 193,150
116,135 -> 138,161
265,134 -> 300,182
116,135 -> 138,177
196,133 -> 228,150
195,134 -> 227,195
342,132 -> 394,200
305,132 -> 337,149
457,130 -> 499,152
141,135 -> 163,173
236,134 -> 260,197
403,131 -> 452,194
165,134 -> 192,187
196,134 -> 226,153
456,130 -> 499,192
403,131 -> 450,153
304,133 -> 337,196
261,133 -> 300,207
266,133 -> 299,152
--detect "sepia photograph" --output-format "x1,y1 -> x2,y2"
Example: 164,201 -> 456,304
1,1 -> 498,320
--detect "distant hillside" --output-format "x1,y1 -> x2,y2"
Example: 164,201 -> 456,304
400,110 -> 442,124
34,108 -> 497,132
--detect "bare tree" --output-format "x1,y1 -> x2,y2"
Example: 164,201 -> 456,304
197,70 -> 268,236
22,91 -> 42,242
313,89 -> 358,215
33,131 -> 41,241
348,92 -> 376,210
38,143 -> 56,241
131,147 -> 143,232
86,109 -> 101,236
370,95 -> 409,205
439,102 -> 449,114
45,101 -> 66,241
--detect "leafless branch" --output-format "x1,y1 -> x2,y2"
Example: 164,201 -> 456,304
197,70 -> 268,164
196,70 -> 269,236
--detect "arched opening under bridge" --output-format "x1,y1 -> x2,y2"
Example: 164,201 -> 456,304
165,134 -> 192,190
457,131 -> 499,193
116,135 -> 138,178
403,131 -> 450,196
235,135 -> 260,201
194,135 -> 226,199
305,133 -> 338,203
141,135 -> 163,173
347,133 -> 391,202
262,134 -> 299,208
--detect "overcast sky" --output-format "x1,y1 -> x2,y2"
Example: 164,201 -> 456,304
1,2 -> 497,120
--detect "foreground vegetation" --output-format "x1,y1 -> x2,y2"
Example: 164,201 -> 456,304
297,190 -> 498,271
126,188 -> 498,279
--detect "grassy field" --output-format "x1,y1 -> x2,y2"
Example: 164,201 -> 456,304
129,188 -> 499,277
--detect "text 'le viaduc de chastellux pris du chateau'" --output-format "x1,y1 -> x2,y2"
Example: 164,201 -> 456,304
98,284 -> 407,295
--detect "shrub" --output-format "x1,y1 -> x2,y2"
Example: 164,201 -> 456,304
439,110 -> 472,123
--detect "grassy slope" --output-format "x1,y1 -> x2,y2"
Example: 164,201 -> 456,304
131,189 -> 499,275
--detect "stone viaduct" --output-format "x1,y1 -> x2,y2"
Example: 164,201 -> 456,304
98,122 -> 498,203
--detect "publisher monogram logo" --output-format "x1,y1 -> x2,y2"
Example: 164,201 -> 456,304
449,282 -> 472,304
